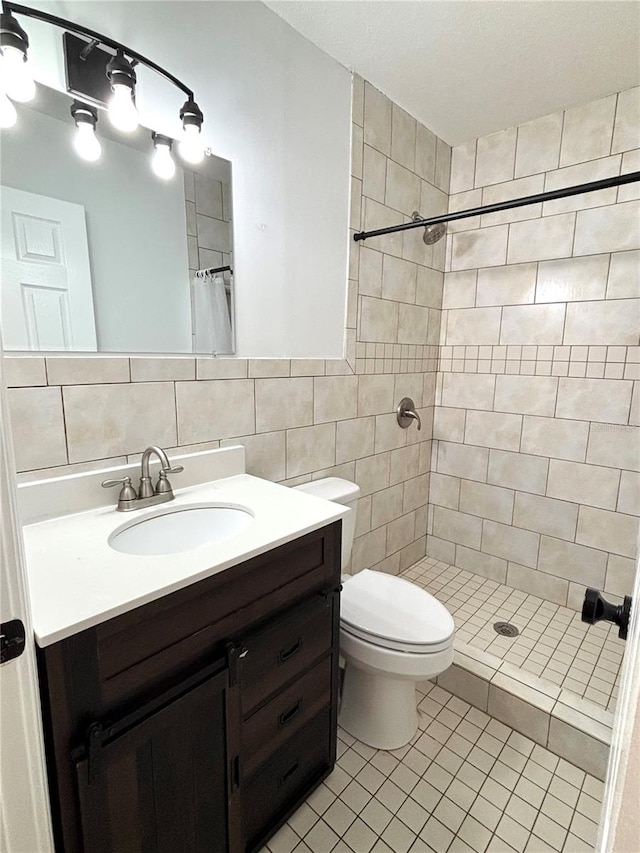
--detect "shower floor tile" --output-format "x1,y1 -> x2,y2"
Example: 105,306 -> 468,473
261,682 -> 603,853
400,558 -> 624,713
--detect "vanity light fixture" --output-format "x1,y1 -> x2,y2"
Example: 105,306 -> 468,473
70,100 -> 102,162
106,50 -> 139,133
0,2 -> 206,177
0,9 -> 35,102
179,98 -> 204,164
151,132 -> 175,180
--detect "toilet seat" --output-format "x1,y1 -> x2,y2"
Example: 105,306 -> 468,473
341,569 -> 455,654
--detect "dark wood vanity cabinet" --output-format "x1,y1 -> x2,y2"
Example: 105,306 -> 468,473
37,521 -> 342,853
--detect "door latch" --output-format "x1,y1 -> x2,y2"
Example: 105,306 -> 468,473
0,619 -> 26,663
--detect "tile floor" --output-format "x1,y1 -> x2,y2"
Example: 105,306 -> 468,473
402,559 -> 624,712
261,681 -> 603,853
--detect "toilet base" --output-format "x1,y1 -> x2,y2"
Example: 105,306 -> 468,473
339,665 -> 418,750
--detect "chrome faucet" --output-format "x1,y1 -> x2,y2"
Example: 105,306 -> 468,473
102,446 -> 184,511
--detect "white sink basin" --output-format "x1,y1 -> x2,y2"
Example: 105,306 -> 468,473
108,503 -> 254,556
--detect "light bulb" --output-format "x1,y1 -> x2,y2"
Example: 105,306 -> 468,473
109,83 -> 138,132
152,136 -> 175,180
179,123 -> 204,164
0,91 -> 17,128
1,45 -> 35,103
74,121 -> 101,162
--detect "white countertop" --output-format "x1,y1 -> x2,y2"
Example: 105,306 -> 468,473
22,473 -> 346,647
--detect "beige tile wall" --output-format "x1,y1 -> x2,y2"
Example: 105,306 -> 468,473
4,75 -> 450,579
429,86 -> 640,608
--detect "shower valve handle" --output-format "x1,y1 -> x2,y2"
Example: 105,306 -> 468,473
581,588 -> 632,641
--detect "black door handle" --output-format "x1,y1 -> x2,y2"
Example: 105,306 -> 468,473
0,619 -> 26,663
581,588 -> 632,640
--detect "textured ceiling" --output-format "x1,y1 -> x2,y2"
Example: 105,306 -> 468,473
264,1 -> 640,145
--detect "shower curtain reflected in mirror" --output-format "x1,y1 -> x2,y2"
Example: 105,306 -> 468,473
192,272 -> 233,354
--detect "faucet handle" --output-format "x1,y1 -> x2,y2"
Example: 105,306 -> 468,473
101,476 -> 138,504
154,465 -> 183,496
162,464 -> 184,475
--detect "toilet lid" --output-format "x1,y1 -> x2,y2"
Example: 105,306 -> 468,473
341,570 -> 455,651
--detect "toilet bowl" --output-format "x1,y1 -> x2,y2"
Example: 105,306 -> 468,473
294,478 -> 455,749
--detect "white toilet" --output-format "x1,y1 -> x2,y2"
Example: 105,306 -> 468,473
294,477 -> 455,750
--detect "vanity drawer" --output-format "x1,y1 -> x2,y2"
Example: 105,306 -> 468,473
238,594 -> 335,714
93,521 -> 341,710
242,708 -> 332,852
241,656 -> 332,778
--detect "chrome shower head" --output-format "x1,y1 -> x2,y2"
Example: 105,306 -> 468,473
411,211 -> 447,245
423,221 -> 447,245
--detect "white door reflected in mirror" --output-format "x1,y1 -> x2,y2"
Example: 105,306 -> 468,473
0,186 -> 97,351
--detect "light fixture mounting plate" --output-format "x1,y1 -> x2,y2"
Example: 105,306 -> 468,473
64,32 -> 112,109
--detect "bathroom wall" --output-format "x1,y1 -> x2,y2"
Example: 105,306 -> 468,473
4,76 -> 449,578
428,86 -> 640,607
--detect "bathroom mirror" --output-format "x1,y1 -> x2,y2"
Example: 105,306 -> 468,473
0,84 -> 235,355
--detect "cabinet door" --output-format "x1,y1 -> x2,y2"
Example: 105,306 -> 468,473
73,665 -> 237,853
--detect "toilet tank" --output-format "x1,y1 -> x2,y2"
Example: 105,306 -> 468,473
293,477 -> 361,569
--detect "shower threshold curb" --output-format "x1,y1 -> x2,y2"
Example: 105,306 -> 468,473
426,639 -> 613,780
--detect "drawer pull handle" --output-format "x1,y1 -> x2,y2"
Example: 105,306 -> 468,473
279,638 -> 302,664
278,760 -> 300,787
278,700 -> 302,727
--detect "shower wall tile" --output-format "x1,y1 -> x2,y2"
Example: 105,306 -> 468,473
429,86 -> 639,605
535,255 -> 610,304
520,416 -> 589,463
507,213 -> 575,264
476,264 -> 536,307
556,378 -> 633,424
464,410 -> 522,452
450,140 -> 476,194
391,104 -> 416,172
487,448 -> 549,495
494,376 -> 558,417
443,270 -> 477,309
363,81 -> 392,156
446,307 -> 502,345
542,155 -> 620,216
452,225 -> 509,270
385,160 -> 421,215
434,137 -> 452,193
514,111 -> 563,178
546,459 -> 620,511
481,174 -> 544,226
564,299 -> 640,346
612,86 -> 640,153
499,304 -> 566,345
576,506 -> 639,559
415,122 -> 437,184
617,471 -> 640,516
574,200 -> 640,255
475,127 -> 517,187
512,493 -> 578,541
459,480 -> 514,525
586,424 -> 640,472
363,144 -> 387,203
559,94 -> 617,167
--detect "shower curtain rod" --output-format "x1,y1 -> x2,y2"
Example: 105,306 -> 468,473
353,171 -> 640,242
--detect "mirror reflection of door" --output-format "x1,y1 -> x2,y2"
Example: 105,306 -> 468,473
0,186 -> 97,351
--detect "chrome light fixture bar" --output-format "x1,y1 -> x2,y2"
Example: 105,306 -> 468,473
1,1 -> 205,169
